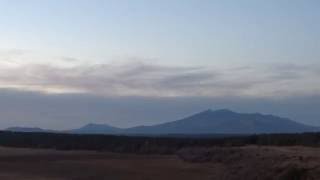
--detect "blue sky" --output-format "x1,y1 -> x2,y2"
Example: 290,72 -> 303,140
0,0 -> 319,128
0,0 -> 319,65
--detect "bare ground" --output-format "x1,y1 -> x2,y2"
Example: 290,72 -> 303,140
0,146 -> 319,180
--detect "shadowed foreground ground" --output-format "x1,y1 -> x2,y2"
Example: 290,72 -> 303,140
0,146 -> 319,180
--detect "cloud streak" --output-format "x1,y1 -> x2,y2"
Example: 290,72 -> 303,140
0,60 -> 319,98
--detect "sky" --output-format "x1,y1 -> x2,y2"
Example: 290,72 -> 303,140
0,0 -> 319,129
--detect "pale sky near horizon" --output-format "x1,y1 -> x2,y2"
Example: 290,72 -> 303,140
0,0 -> 319,129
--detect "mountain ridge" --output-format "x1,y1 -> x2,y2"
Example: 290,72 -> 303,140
4,109 -> 319,135
6,127 -> 56,133
68,123 -> 123,134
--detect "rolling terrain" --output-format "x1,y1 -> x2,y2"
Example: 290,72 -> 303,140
6,109 -> 320,135
0,146 -> 319,180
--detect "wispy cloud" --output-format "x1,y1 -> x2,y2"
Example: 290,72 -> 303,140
0,59 -> 318,98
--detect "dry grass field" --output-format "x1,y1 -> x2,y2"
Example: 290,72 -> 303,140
0,146 -> 319,180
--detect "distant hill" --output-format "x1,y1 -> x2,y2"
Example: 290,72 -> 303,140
125,109 -> 319,134
4,109 -> 320,135
5,127 -> 53,133
68,123 -> 122,134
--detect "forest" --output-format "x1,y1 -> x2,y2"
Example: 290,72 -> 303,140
0,131 -> 319,154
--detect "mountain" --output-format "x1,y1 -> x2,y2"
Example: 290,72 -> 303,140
5,109 -> 319,135
5,123 -> 122,135
125,109 -> 319,134
5,127 -> 53,133
68,123 -> 122,134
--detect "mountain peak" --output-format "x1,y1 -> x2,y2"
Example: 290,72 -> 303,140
213,109 -> 234,113
201,109 -> 214,113
6,109 -> 319,135
191,109 -> 236,117
84,123 -> 104,127
70,123 -> 122,134
197,109 -> 235,115
130,109 -> 319,134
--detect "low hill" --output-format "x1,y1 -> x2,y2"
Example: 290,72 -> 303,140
5,127 -> 53,133
68,123 -> 122,134
5,109 -> 319,135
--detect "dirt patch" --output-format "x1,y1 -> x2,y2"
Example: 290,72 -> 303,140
177,146 -> 320,180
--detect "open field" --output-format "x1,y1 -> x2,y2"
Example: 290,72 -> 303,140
0,146 -> 319,180
0,146 -> 215,180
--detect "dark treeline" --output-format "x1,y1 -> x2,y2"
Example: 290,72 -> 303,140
0,131 -> 319,154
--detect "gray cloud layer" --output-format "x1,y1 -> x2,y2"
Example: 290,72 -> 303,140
0,61 -> 319,98
0,59 -> 319,129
